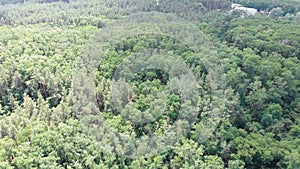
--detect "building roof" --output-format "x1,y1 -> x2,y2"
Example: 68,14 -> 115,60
231,3 -> 243,9
234,7 -> 258,16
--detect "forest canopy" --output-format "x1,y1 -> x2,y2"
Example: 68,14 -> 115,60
0,0 -> 299,168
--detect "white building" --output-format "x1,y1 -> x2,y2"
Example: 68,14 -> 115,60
231,3 -> 258,16
231,3 -> 243,9
234,7 -> 258,16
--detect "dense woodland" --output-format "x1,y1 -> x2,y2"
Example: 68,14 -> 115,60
0,0 -> 299,168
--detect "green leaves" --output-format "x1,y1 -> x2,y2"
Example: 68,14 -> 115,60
0,0 -> 299,168
226,17 -> 300,58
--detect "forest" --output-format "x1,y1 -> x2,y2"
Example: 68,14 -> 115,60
0,0 -> 299,168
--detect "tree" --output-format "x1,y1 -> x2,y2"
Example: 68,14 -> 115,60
270,7 -> 284,17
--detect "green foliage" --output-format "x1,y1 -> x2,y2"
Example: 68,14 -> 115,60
231,0 -> 300,14
226,17 -> 300,58
0,0 -> 299,168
